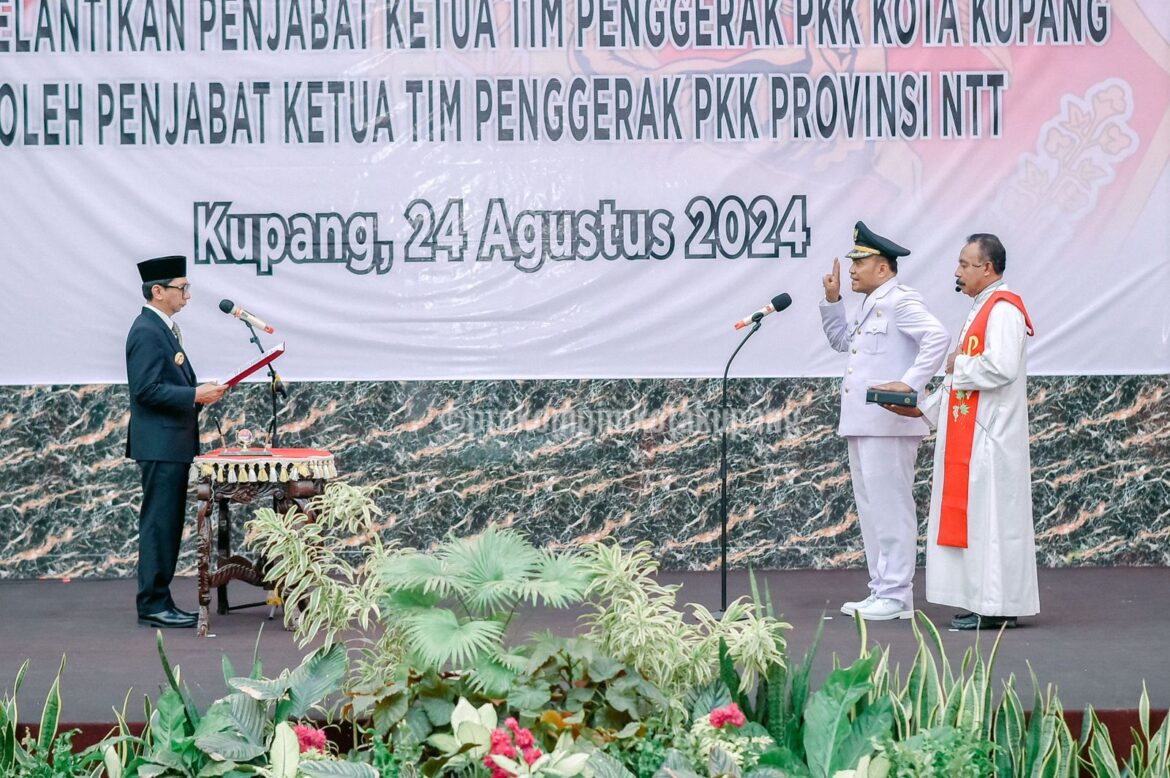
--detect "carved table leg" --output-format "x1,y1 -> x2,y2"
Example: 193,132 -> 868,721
216,498 -> 232,615
195,483 -> 213,638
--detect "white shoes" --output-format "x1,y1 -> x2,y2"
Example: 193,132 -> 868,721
841,594 -> 914,620
840,593 -> 877,614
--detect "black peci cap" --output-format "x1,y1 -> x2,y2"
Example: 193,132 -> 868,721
137,255 -> 186,283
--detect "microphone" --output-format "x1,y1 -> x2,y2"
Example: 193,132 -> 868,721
955,281 -> 963,293
219,299 -> 275,334
734,293 -> 792,330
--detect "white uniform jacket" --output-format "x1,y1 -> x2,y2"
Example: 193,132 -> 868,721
820,278 -> 949,438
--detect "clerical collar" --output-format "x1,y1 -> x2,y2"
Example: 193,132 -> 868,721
973,279 -> 1005,305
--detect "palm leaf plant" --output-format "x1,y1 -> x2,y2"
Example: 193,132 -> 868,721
376,524 -> 594,696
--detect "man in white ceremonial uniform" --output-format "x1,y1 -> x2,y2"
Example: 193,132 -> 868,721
877,233 -> 1039,630
819,222 -> 949,620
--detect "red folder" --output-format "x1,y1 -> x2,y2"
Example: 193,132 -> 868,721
222,342 -> 285,387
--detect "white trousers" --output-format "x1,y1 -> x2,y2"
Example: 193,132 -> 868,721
846,436 -> 922,607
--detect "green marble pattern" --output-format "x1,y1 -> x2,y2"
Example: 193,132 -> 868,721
1,375 -> 1166,578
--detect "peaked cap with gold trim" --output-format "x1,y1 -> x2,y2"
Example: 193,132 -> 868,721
846,221 -> 910,260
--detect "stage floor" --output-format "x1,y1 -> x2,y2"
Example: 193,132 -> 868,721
1,567 -> 1168,728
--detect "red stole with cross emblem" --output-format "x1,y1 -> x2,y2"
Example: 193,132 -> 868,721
938,291 -> 1034,548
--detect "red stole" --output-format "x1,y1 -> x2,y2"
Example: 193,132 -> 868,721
938,291 -> 1034,548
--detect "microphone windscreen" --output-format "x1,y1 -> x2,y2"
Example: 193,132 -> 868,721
771,292 -> 793,312
218,299 -> 235,314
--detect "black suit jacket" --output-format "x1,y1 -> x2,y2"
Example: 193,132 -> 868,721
125,308 -> 200,462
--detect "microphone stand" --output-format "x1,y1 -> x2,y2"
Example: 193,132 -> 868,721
241,321 -> 284,449
718,315 -> 764,616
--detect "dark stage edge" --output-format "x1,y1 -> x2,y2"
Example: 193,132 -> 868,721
2,568 -> 1168,736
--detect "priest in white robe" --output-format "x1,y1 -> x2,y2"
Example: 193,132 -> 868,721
877,233 -> 1040,630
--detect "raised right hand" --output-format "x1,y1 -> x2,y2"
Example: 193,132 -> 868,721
823,257 -> 841,302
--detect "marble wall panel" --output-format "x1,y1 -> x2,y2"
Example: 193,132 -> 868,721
0,375 -> 1166,579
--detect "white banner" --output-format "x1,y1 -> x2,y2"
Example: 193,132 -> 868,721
2,0 -> 1168,383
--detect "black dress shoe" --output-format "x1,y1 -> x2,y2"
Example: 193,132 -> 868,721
951,612 -> 1018,630
171,606 -> 198,619
138,608 -> 197,628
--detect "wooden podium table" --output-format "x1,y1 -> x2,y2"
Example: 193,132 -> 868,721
190,447 -> 336,637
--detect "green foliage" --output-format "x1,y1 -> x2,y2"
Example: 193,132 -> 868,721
0,657 -> 101,778
6,545 -> 1169,778
871,724 -> 994,776
599,718 -> 674,778
1124,682 -> 1170,777
93,633 -> 373,778
509,634 -> 671,738
989,666 -> 1078,777
582,543 -> 791,702
801,654 -> 893,778
247,482 -> 393,652
378,525 -> 593,695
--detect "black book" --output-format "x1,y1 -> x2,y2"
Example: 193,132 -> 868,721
865,388 -> 918,407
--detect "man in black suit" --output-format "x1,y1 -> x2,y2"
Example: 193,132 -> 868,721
126,256 -> 228,628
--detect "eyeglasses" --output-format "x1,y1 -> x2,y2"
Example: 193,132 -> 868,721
162,283 -> 192,293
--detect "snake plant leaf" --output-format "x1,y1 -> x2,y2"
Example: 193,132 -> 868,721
221,655 -> 236,689
992,681 -> 1023,776
0,667 -> 24,772
156,632 -> 201,731
102,745 -> 123,778
35,655 -> 65,757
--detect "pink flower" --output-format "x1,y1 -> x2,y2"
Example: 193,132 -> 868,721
484,719 -> 542,776
489,728 -> 518,759
482,754 -> 512,778
292,723 -> 327,753
513,727 -> 536,750
709,702 -> 747,729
